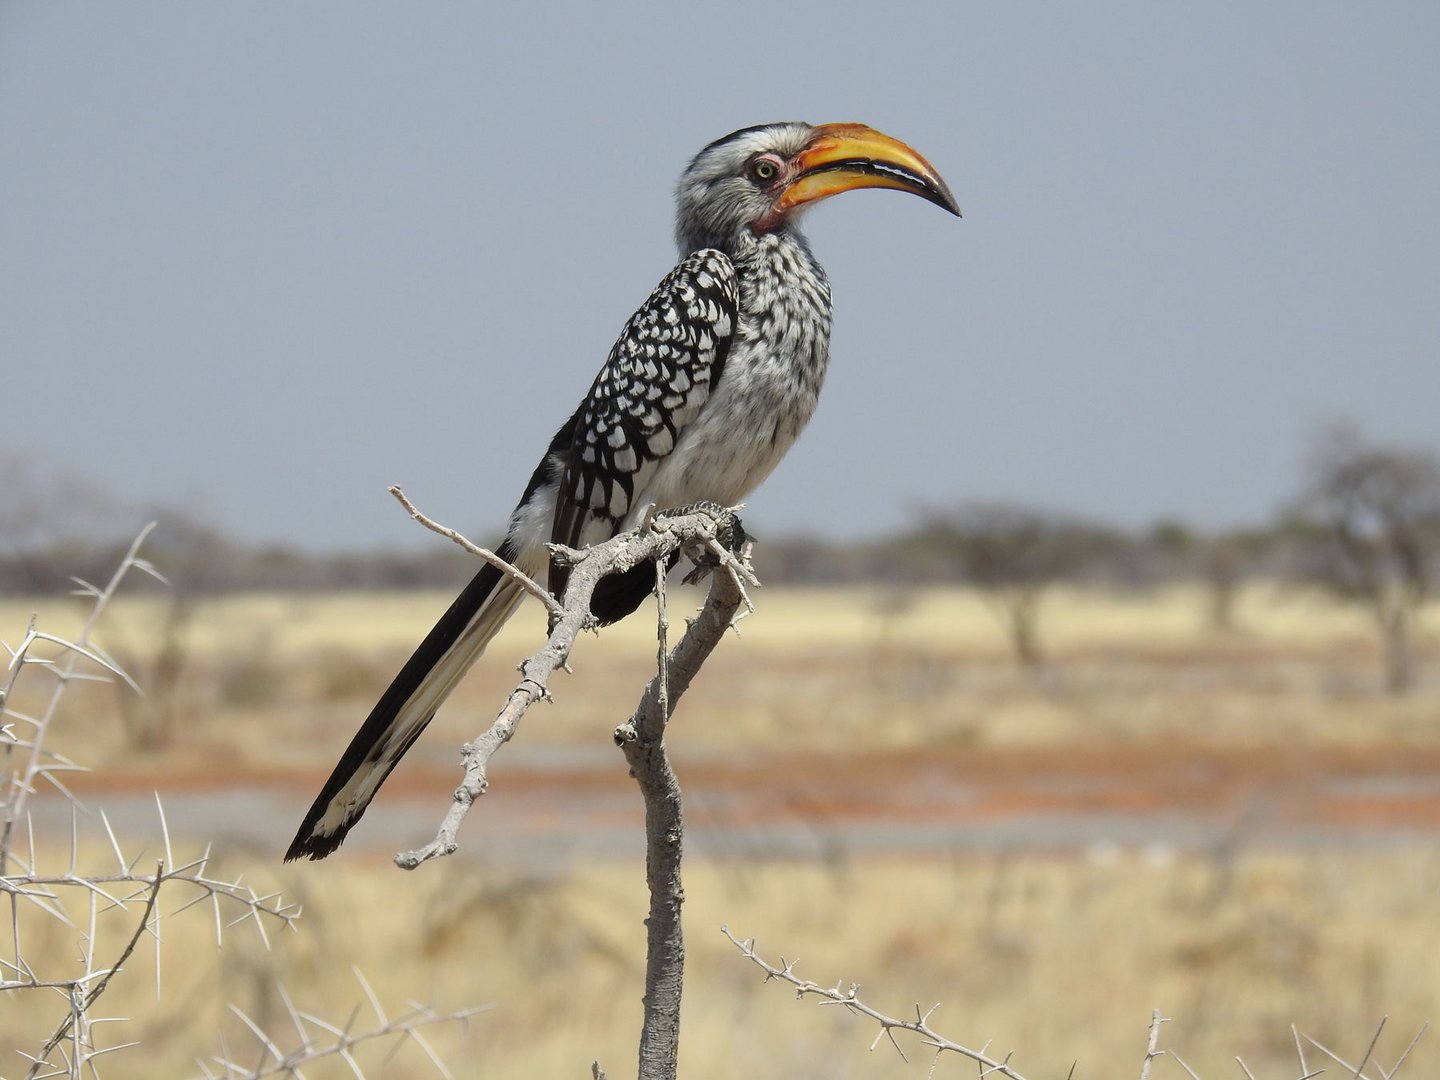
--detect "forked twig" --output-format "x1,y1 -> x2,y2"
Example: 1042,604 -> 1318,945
394,500 -> 750,869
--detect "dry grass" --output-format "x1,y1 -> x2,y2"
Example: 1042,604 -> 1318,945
6,847 -> 1438,1077
3,582 -> 1438,1076
6,583 -> 1434,764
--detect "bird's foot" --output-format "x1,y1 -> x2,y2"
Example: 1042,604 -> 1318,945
649,502 -> 753,586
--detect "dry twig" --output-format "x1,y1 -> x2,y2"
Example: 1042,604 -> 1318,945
1302,1016 -> 1428,1080
388,485 -> 563,621
195,969 -> 488,1079
393,500 -> 750,870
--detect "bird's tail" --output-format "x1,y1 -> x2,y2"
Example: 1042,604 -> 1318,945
285,552 -> 528,861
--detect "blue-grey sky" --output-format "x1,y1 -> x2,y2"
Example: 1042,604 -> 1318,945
3,2 -> 1437,550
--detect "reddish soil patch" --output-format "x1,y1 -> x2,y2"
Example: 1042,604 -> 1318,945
62,742 -> 1440,840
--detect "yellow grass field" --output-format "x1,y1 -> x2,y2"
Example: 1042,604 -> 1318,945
3,583 -> 1438,1077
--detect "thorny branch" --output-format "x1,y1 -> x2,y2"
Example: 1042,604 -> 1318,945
1301,1016 -> 1428,1080
2,529 -> 306,1079
722,929 -> 1425,1080
27,863 -> 163,1075
197,970 -> 491,1080
2,523 -> 159,869
5,802 -> 303,1078
723,925 -> 1033,1079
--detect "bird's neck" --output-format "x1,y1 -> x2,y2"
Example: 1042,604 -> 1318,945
679,219 -> 801,265
730,229 -> 832,325
677,226 -> 829,313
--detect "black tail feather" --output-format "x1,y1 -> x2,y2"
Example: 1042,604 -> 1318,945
287,539 -> 678,862
285,552 -> 510,861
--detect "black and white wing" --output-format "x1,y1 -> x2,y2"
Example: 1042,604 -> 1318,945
550,249 -> 738,597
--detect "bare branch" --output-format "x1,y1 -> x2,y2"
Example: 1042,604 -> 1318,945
1140,1010 -> 1166,1079
394,501 -> 748,869
617,541 -> 748,1080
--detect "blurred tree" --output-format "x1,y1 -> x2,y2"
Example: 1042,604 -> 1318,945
1136,519 -> 1275,632
1200,527 -> 1275,633
1285,424 -> 1440,694
0,447 -> 134,591
917,502 -> 1119,668
102,511 -> 232,749
1146,519 -> 1196,561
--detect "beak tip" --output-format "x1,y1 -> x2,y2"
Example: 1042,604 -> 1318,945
933,190 -> 962,218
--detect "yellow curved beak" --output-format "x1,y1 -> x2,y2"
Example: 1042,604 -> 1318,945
775,123 -> 961,217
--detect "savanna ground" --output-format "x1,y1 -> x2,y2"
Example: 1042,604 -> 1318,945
3,582 -> 1439,1077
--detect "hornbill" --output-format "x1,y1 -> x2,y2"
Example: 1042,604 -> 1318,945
286,122 -> 959,861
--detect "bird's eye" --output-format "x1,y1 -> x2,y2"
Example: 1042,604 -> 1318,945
748,157 -> 780,184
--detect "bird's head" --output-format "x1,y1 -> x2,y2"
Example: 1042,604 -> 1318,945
676,121 -> 959,254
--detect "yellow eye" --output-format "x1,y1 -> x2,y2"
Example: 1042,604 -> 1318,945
750,158 -> 779,183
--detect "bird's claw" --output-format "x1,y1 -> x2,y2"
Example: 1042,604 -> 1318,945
653,502 -> 750,584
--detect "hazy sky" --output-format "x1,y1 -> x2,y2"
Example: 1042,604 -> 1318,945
3,2 -> 1437,551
